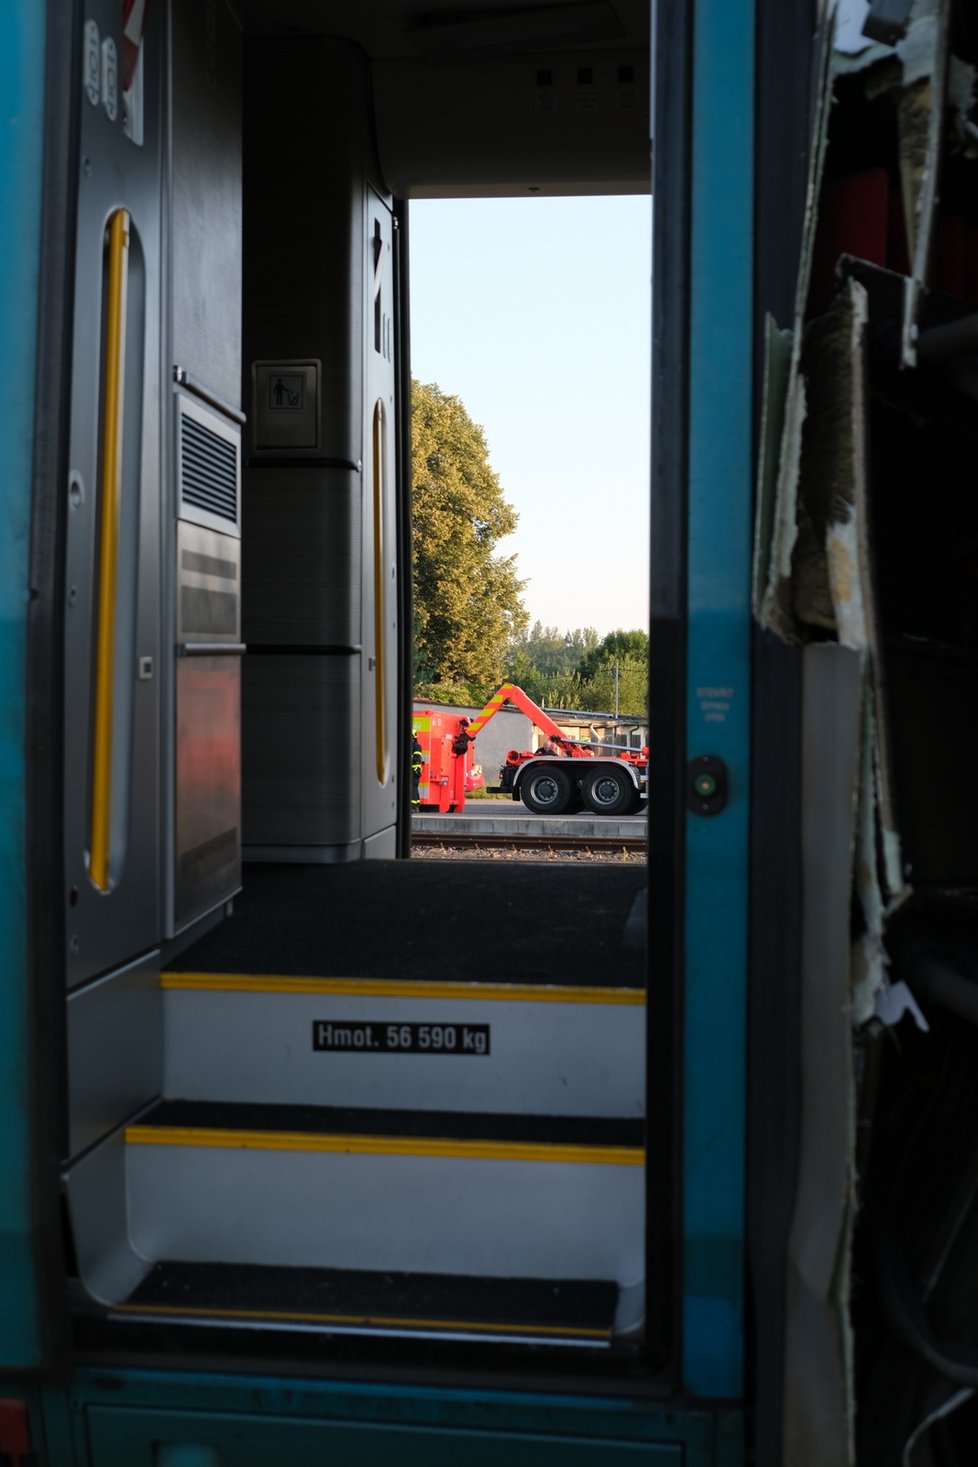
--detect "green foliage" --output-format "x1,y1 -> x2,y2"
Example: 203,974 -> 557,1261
502,624 -> 648,716
583,656 -> 647,716
574,628 -> 648,716
503,622 -> 600,701
413,678 -> 483,706
412,381 -> 528,696
577,628 -> 649,683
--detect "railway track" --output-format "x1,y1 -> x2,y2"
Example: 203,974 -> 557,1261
412,829 -> 647,857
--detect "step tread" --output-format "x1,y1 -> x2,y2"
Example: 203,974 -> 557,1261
166,861 -> 645,987
117,1261 -> 618,1344
134,1099 -> 645,1149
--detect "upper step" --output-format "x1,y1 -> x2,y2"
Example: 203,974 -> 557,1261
162,973 -> 646,1116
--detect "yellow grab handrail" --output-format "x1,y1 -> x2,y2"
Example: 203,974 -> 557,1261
372,400 -> 388,785
90,207 -> 130,891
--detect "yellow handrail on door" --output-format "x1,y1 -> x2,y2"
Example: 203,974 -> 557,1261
372,400 -> 388,786
90,208 -> 130,892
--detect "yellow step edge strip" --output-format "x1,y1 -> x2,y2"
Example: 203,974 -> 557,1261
112,1301 -> 608,1340
161,973 -> 646,1005
124,1125 -> 645,1167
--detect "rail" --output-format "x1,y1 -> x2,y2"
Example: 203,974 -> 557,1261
412,829 -> 646,857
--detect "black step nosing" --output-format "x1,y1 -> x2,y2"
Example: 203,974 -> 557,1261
134,1100 -> 645,1149
122,1261 -> 618,1337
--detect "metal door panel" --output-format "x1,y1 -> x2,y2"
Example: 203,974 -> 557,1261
173,518 -> 242,936
361,192 -> 398,843
174,652 -> 241,929
174,518 -> 242,939
63,0 -> 163,987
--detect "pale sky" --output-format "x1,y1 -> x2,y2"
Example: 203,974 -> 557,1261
408,195 -> 651,639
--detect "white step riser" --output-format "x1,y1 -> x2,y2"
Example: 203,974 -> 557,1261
163,988 -> 645,1117
126,1143 -> 645,1283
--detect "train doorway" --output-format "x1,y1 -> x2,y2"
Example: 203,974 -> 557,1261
58,0 -> 659,1370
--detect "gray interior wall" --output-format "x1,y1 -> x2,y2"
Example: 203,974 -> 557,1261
170,0 -> 243,407
241,39 -> 395,857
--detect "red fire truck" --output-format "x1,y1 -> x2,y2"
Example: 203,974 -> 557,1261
413,683 -> 648,816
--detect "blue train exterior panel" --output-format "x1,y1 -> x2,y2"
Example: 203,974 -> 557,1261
0,0 -> 47,1379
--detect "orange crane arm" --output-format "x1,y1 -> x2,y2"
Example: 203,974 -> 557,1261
458,682 -> 586,754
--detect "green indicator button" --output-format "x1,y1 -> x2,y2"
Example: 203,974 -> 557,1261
687,755 -> 728,816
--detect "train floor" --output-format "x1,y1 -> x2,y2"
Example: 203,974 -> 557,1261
100,858 -> 649,1351
169,857 -> 648,986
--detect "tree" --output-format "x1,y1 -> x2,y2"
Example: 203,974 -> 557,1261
584,658 -> 647,717
412,381 -> 527,700
577,628 -> 648,684
578,629 -> 648,717
500,624 -> 648,713
503,623 -> 601,705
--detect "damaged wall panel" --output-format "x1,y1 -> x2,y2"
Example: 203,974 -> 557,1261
749,2 -> 978,1461
754,0 -> 973,647
783,642 -> 862,1467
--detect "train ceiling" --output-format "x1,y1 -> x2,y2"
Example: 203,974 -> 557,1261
239,0 -> 652,196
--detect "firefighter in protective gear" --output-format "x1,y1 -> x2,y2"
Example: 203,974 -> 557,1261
411,734 -> 423,808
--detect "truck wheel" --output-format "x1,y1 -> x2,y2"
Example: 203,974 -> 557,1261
582,765 -> 636,815
520,765 -> 573,815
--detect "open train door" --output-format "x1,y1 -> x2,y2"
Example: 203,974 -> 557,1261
0,1 -> 847,1464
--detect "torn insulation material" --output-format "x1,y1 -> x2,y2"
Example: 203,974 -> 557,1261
792,280 -> 871,641
947,54 -> 978,156
752,22 -> 833,639
764,279 -> 909,1020
875,978 -> 929,1031
833,0 -> 873,55
853,679 -> 891,1024
755,323 -> 808,638
831,1 -> 952,364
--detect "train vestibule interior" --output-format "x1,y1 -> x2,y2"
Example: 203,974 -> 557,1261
60,0 -> 652,1360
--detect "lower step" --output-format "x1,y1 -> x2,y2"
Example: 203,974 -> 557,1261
113,1261 -> 620,1348
121,1100 -> 645,1290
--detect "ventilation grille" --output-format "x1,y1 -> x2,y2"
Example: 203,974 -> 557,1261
180,413 -> 238,524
